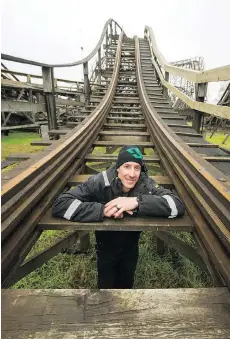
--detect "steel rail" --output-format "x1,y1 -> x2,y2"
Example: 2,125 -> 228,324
1,19 -> 122,68
135,37 -> 230,288
1,31 -> 124,286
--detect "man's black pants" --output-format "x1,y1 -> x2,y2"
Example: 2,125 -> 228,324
95,231 -> 140,289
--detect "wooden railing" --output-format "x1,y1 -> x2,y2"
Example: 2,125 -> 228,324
144,26 -> 230,125
1,19 -> 122,130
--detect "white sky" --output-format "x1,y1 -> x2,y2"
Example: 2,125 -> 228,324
1,0 -> 230,102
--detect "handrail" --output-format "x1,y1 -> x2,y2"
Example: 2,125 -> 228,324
1,18 -> 123,123
1,31 -> 124,201
145,26 -> 230,83
151,56 -> 230,119
1,69 -> 106,86
1,19 -> 122,68
144,26 -> 230,119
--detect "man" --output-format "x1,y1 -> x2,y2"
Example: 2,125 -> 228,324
52,145 -> 185,288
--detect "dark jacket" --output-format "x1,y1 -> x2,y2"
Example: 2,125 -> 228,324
52,164 -> 185,222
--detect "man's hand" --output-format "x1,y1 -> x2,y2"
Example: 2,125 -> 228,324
104,197 -> 138,219
104,208 -> 124,218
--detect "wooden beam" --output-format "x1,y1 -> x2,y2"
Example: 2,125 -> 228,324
8,230 -> 89,286
1,124 -> 40,131
38,209 -> 194,232
154,231 -> 209,273
68,174 -> 173,187
1,100 -> 46,114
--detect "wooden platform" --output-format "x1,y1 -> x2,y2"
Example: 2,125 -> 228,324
2,288 -> 230,338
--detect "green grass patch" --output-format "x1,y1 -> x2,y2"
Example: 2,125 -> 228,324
1,132 -> 44,172
205,131 -> 230,149
186,122 -> 230,148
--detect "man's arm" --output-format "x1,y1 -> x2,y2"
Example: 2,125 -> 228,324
104,186 -> 185,219
137,186 -> 185,218
52,176 -> 104,222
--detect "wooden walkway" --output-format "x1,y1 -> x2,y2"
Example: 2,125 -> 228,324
2,288 -> 230,338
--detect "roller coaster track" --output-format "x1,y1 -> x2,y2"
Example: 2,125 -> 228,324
1,19 -> 230,337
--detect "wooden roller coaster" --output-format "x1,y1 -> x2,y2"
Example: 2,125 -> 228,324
1,19 -> 230,338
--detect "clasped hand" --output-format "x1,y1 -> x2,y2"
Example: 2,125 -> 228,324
104,197 -> 138,219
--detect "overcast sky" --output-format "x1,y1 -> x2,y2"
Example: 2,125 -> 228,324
1,0 -> 230,102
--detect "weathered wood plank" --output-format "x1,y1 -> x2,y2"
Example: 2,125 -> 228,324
30,140 -> 55,146
6,154 -> 31,161
38,209 -> 193,232
1,124 -> 40,131
1,160 -> 16,169
84,154 -> 160,162
93,141 -> 153,147
2,288 -> 230,338
48,129 -> 70,135
1,100 -> 46,113
99,130 -> 149,136
69,174 -> 173,187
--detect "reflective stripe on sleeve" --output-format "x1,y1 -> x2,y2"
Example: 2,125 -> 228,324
102,171 -> 110,187
63,199 -> 82,220
162,195 -> 178,218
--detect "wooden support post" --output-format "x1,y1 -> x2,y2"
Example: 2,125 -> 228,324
79,233 -> 90,252
163,72 -> 169,98
155,231 -> 210,274
106,28 -> 109,69
110,22 -> 113,44
114,23 -> 117,40
223,133 -> 229,144
193,82 -> 207,133
2,112 -> 12,126
154,56 -> 161,84
26,75 -> 33,102
42,66 -> 58,138
98,47 -> 101,84
83,62 -> 90,104
156,237 -> 165,255
54,78 -> 57,89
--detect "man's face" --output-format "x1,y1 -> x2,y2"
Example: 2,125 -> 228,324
117,162 -> 141,192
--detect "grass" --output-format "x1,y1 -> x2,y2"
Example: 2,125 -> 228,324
13,231 -> 213,289
186,122 -> 230,148
205,131 -> 230,148
1,131 -> 44,172
2,131 -> 214,289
